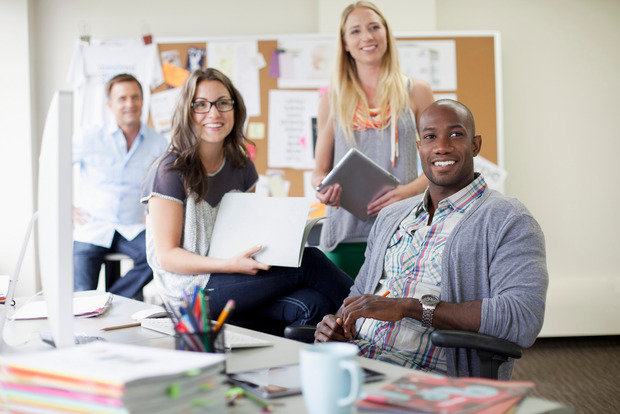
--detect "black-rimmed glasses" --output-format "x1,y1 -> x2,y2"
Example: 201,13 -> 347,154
191,99 -> 234,113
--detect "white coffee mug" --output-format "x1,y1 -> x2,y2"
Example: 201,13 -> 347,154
299,342 -> 363,414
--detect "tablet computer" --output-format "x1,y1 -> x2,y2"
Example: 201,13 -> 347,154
227,363 -> 385,399
316,148 -> 400,221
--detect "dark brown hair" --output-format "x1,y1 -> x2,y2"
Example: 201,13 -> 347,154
168,68 -> 252,199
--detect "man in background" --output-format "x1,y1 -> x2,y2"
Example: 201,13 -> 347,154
73,73 -> 168,299
315,100 -> 548,380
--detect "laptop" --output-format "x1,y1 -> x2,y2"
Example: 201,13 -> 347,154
317,148 -> 400,221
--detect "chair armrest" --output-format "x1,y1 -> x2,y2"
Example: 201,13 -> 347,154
284,325 -> 317,343
430,330 -> 522,359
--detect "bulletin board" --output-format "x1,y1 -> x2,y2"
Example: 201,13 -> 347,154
154,32 -> 502,197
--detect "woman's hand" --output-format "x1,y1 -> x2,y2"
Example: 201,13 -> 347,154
226,245 -> 271,275
366,185 -> 411,217
316,183 -> 342,208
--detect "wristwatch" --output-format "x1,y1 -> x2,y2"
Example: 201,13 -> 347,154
420,294 -> 440,328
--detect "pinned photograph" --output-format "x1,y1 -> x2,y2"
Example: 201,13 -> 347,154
160,50 -> 182,67
186,47 -> 206,72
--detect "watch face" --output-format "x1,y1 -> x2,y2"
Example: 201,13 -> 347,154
421,294 -> 440,306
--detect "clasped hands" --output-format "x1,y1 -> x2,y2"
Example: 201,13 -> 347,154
314,294 -> 407,343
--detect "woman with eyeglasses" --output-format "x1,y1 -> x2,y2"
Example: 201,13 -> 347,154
141,68 -> 353,331
311,1 -> 434,278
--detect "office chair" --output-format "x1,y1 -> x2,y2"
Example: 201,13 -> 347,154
102,253 -> 133,291
283,326 -> 522,380
429,330 -> 522,380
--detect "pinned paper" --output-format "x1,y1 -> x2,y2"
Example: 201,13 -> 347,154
162,62 -> 190,88
186,46 -> 205,72
246,143 -> 256,161
247,122 -> 265,140
251,53 -> 267,70
474,156 -> 507,193
161,50 -> 182,67
269,49 -> 280,78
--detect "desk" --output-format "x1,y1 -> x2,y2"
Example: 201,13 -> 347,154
2,294 -> 572,413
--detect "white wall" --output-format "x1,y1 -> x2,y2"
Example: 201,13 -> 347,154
436,0 -> 620,336
317,0 -> 437,33
6,0 -> 619,335
0,0 -> 37,296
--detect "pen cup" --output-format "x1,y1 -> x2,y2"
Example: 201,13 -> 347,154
175,326 -> 226,354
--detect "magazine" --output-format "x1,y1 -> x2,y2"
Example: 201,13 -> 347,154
358,372 -> 534,414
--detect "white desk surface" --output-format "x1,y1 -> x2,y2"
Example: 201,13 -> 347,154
1,293 -> 572,414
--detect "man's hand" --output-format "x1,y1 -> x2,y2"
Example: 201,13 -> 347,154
72,207 -> 90,227
314,314 -> 349,343
340,294 -> 409,338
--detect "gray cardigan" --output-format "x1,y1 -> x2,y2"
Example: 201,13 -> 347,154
351,188 -> 549,379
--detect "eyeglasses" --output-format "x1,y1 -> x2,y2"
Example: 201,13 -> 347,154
191,99 -> 234,113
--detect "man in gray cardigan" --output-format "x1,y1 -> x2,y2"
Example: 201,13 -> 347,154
315,100 -> 548,380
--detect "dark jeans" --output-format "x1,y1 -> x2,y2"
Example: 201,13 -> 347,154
73,231 -> 152,299
206,247 -> 354,326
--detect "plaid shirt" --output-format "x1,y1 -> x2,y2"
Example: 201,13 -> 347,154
356,175 -> 487,373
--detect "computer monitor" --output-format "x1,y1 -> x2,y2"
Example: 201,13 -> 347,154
37,90 -> 74,348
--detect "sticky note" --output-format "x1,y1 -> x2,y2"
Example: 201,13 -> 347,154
247,122 -> 265,140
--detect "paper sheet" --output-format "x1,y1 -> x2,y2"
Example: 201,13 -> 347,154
276,38 -> 336,89
207,40 -> 261,117
150,87 -> 181,141
397,40 -> 457,92
0,275 -> 9,302
267,89 -> 319,169
12,292 -> 113,320
474,155 -> 507,193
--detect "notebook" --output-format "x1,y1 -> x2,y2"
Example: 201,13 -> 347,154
317,148 -> 400,221
228,364 -> 385,399
140,318 -> 273,349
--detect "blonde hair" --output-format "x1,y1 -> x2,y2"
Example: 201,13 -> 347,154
330,1 -> 408,144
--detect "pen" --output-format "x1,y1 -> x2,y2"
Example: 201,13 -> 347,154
101,322 -> 141,331
381,290 -> 391,297
180,308 -> 199,333
214,299 -> 235,332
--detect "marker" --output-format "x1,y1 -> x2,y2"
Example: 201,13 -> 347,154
381,290 -> 391,297
214,299 -> 235,332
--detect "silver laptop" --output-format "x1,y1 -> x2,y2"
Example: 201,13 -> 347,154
317,148 -> 400,221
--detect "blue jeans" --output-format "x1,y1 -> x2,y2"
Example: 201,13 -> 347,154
206,247 -> 353,326
73,231 -> 152,299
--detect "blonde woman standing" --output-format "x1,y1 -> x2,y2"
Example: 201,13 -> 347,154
312,1 -> 434,277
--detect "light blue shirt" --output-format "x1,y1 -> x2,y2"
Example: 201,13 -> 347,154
73,122 -> 168,247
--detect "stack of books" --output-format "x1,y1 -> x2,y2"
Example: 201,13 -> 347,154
0,342 -> 227,413
357,372 -> 535,414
